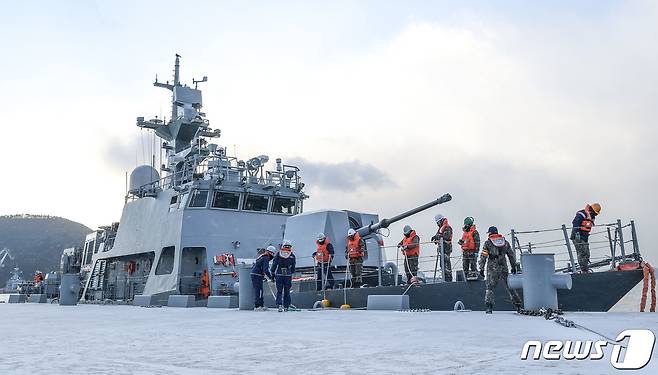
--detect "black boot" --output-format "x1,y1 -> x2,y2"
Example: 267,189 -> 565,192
485,304 -> 493,314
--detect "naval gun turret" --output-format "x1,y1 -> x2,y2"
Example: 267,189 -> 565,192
355,193 -> 452,237
283,193 -> 452,271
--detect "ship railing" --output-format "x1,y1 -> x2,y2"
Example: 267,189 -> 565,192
296,219 -> 642,286
510,219 -> 641,273
128,155 -> 303,201
195,155 -> 302,190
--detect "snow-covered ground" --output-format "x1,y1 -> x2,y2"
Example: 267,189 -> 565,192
0,304 -> 656,375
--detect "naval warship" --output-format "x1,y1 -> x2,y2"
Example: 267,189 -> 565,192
67,55 -> 644,311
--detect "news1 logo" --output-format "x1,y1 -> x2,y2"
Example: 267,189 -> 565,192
521,330 -> 655,370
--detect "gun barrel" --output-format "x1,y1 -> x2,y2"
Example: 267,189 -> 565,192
357,193 -> 452,237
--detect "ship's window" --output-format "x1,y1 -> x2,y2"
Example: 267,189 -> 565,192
243,194 -> 269,212
211,191 -> 240,210
155,246 -> 175,275
272,197 -> 296,215
188,190 -> 209,208
170,195 -> 178,205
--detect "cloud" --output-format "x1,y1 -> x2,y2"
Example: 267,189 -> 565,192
288,157 -> 395,192
103,134 -> 159,173
2,0 -> 657,274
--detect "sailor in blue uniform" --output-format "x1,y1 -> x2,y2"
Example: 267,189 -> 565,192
270,240 -> 296,311
251,246 -> 274,311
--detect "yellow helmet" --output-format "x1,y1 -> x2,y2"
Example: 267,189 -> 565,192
590,203 -> 601,215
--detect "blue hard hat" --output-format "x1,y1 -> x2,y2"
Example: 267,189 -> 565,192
487,226 -> 498,234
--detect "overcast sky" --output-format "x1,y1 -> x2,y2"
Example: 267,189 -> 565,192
1,1 -> 656,265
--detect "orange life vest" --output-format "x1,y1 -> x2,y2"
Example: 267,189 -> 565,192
199,270 -> 210,298
315,239 -> 332,263
439,219 -> 452,242
580,205 -> 594,232
461,225 -> 477,251
401,230 -> 420,257
347,233 -> 364,258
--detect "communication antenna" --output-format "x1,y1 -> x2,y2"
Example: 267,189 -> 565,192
193,76 -> 208,89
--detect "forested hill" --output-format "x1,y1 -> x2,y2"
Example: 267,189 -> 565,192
0,214 -> 91,283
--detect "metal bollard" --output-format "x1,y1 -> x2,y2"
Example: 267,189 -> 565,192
237,264 -> 255,310
508,253 -> 572,310
58,274 -> 80,306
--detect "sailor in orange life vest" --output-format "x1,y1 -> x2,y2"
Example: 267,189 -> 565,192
34,270 -> 45,294
312,233 -> 335,291
570,203 -> 601,273
458,217 -> 480,279
398,225 -> 421,284
478,226 -> 522,314
345,228 -> 367,288
199,269 -> 210,299
431,214 -> 453,281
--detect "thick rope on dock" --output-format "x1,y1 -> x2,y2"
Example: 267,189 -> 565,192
641,262 -> 656,312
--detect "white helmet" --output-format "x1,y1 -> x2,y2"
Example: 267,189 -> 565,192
403,225 -> 413,235
282,239 -> 292,248
434,214 -> 445,224
317,233 -> 326,241
266,245 -> 277,253
347,228 -> 356,236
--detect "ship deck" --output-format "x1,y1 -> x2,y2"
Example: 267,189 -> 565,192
1,304 -> 656,374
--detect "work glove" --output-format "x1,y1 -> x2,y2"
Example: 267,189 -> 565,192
574,232 -> 581,241
458,239 -> 464,246
479,269 -> 485,278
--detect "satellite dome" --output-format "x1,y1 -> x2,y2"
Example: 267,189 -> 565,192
129,165 -> 160,194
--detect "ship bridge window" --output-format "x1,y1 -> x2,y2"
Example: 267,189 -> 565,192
188,190 -> 209,208
155,246 -> 175,275
243,194 -> 269,212
272,197 -> 296,215
212,191 -> 240,210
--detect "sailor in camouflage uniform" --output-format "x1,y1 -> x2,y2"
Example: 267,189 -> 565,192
478,226 -> 522,314
431,214 -> 453,281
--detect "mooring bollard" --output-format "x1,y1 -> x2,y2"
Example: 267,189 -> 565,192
58,274 -> 80,306
237,264 -> 254,310
508,253 -> 572,310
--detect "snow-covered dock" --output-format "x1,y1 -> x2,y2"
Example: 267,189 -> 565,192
0,304 -> 656,374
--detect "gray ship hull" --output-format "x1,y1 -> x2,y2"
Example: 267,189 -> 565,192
264,269 -> 643,312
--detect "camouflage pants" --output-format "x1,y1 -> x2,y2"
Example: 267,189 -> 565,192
572,238 -> 590,272
348,258 -> 363,287
485,271 -> 521,307
404,255 -> 419,283
462,251 -> 478,275
443,251 -> 452,281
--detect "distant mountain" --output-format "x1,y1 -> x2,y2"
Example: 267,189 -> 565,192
0,214 -> 91,283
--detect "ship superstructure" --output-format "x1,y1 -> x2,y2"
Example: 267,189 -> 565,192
81,55 -> 315,301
